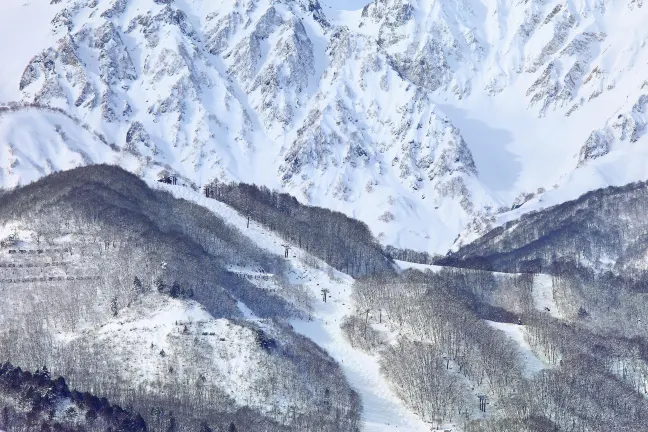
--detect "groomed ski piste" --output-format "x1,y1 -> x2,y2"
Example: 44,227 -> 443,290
483,275 -> 560,379
486,321 -> 547,377
532,273 -> 562,319
152,180 -> 433,432
153,180 -> 567,431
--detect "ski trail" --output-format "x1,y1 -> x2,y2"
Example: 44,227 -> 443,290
486,321 -> 547,377
290,277 -> 431,432
532,274 -> 561,318
154,182 -> 430,432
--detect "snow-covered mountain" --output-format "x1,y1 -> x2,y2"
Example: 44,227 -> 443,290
2,0 -> 648,254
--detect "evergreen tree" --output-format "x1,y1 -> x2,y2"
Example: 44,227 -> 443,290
85,409 -> 97,423
166,413 -> 177,432
323,388 -> 332,412
155,277 -> 166,293
228,422 -> 237,432
36,366 -> 50,383
170,282 -> 181,298
110,296 -> 119,317
133,414 -> 147,431
133,276 -> 143,293
1,407 -> 9,429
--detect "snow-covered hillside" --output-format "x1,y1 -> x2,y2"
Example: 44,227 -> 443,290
0,165 -> 368,432
2,0 -> 648,254
153,180 -> 433,432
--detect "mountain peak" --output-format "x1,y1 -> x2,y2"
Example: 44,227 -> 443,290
2,0 -> 648,254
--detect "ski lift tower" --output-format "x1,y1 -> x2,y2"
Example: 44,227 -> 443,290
281,244 -> 291,258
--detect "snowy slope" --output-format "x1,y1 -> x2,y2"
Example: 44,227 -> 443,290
152,181 -> 431,432
0,1 -> 62,102
0,106 -> 124,188
2,0 -> 648,255
0,174 -> 368,430
93,298 -> 292,415
486,321 -> 548,377
532,274 -> 562,319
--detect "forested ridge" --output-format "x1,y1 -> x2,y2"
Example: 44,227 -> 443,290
4,165 -> 648,431
438,180 -> 648,278
436,178 -> 648,337
203,181 -> 394,278
0,165 -> 361,432
335,180 -> 648,431
0,363 -> 147,432
344,266 -> 648,431
4,0 -> 648,428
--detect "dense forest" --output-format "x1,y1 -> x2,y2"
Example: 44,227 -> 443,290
438,179 -> 648,338
203,180 -> 394,278
360,183 -> 648,432
4,165 -> 648,431
383,245 -> 440,265
339,180 -> 648,431
344,268 -> 648,431
0,363 -> 147,432
438,180 -> 648,278
0,165 -> 361,432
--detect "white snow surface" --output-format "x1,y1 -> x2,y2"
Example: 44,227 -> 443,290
291,278 -> 432,432
319,0 -> 372,11
0,1 -> 62,101
153,181 -> 431,432
3,0 -> 648,256
394,259 -> 444,273
74,295 -> 291,416
532,274 -> 562,319
0,107 -> 125,188
486,321 -> 548,377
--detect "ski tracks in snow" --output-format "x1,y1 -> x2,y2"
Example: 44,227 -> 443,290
291,280 -> 431,432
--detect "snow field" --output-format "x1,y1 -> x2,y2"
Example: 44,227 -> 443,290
3,0 -> 648,258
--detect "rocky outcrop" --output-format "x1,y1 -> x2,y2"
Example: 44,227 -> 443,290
9,0 -> 648,252
579,92 -> 648,165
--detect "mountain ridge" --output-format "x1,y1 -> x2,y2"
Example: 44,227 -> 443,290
2,0 -> 648,255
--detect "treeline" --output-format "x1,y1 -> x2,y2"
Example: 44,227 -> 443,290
436,175 -> 648,350
383,245 -> 441,265
0,164 -> 294,320
0,363 -> 146,432
203,180 -> 394,277
538,263 -> 648,338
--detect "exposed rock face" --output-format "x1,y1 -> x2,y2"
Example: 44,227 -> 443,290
359,0 -> 626,118
579,92 -> 648,165
6,0 -> 648,252
10,0 -> 487,252
280,27 -> 476,203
